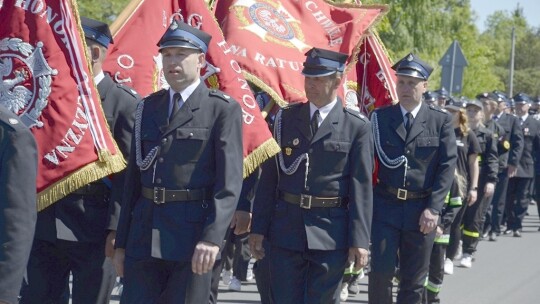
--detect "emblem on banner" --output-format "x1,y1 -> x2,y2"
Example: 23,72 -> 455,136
231,0 -> 310,51
0,38 -> 58,128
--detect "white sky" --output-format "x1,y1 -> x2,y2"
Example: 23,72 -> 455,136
470,0 -> 540,32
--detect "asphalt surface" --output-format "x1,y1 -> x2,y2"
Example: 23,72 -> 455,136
105,204 -> 540,303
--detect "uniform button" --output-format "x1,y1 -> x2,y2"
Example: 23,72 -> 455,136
158,157 -> 164,163
406,182 -> 410,186
407,166 -> 411,169
305,186 -> 310,191
156,178 -> 162,184
335,144 -> 340,150
309,149 -> 313,153
161,138 -> 168,143
189,132 -> 194,137
406,149 -> 411,154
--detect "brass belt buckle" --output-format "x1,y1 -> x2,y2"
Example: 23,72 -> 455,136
397,188 -> 407,200
154,187 -> 166,204
299,194 -> 312,209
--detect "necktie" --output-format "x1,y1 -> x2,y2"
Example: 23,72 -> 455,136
311,110 -> 320,135
405,112 -> 413,133
170,93 -> 181,119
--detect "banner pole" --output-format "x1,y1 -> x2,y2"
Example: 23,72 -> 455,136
109,0 -> 145,36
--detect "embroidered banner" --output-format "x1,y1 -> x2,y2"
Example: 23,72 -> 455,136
104,0 -> 280,177
213,0 -> 387,105
0,0 -> 125,210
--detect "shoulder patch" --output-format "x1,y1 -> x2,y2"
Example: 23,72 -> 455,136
344,107 -> 367,122
209,89 -> 231,102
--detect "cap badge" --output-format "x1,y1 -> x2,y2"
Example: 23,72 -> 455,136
407,54 -> 414,61
285,147 -> 292,156
311,51 -> 317,58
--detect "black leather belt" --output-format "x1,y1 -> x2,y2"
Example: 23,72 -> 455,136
72,182 -> 109,196
378,183 -> 431,201
142,187 -> 212,205
278,191 -> 347,209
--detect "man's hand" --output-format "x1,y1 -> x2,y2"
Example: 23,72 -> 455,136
113,248 -> 125,277
508,165 -> 517,178
348,247 -> 369,271
484,182 -> 495,197
467,189 -> 478,206
105,230 -> 116,258
230,210 -> 251,235
419,208 -> 439,234
248,233 -> 265,260
191,241 -> 220,275
435,226 -> 443,238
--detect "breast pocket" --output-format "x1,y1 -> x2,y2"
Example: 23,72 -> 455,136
176,128 -> 210,161
415,136 -> 439,162
141,129 -> 160,153
322,141 -> 351,173
382,140 -> 402,158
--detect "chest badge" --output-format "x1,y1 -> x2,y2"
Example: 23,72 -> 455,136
285,147 -> 292,156
292,138 -> 300,146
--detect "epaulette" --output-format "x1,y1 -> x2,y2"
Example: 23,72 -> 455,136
209,89 -> 232,102
344,107 -> 368,122
428,103 -> 448,114
116,83 -> 139,98
282,102 -> 302,110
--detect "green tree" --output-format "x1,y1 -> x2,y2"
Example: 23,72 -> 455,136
77,0 -> 131,23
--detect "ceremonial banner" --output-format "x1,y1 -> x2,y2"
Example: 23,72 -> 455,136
104,0 -> 280,177
213,0 -> 387,105
0,0 -> 125,210
342,32 -> 397,115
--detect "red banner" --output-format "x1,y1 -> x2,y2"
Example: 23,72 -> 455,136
104,0 -> 280,177
0,0 -> 125,210
342,32 -> 397,115
213,0 -> 387,105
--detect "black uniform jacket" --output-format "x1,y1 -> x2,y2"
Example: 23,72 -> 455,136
474,126 -> 499,183
252,101 -> 374,251
0,107 -> 37,304
516,116 -> 540,178
116,83 -> 243,262
373,103 -> 457,213
496,113 -> 524,169
35,73 -> 138,242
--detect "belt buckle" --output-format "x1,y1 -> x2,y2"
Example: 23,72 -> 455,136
154,187 -> 165,204
397,188 -> 407,200
299,194 -> 312,209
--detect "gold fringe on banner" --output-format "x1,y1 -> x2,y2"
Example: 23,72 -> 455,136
243,138 -> 281,178
37,152 -> 126,211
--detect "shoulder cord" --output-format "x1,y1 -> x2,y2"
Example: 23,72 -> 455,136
372,111 -> 408,187
275,109 -> 310,188
135,101 -> 160,171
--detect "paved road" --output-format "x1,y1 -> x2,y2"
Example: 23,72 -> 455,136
106,205 -> 540,303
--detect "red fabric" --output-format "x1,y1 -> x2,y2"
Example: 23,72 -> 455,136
103,0 -> 275,162
213,0 -> 386,104
343,33 -> 397,115
0,0 -> 120,194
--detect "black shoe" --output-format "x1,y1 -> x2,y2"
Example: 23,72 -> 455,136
489,233 -> 497,241
513,230 -> 522,237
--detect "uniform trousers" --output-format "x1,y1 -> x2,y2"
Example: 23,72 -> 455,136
505,177 -> 533,231
369,194 -> 436,304
121,255 -> 212,304
534,175 -> 540,221
269,246 -> 347,304
486,170 -> 509,234
446,203 -> 467,260
462,179 -> 496,254
20,239 -> 115,304
253,240 -> 273,304
424,242 -> 446,304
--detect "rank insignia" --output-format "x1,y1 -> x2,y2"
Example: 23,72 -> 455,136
292,138 -> 300,146
285,147 -> 292,156
503,140 -> 510,150
8,118 -> 18,125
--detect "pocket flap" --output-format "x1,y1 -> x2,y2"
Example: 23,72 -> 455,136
416,137 -> 439,147
323,141 -> 351,152
176,128 -> 209,140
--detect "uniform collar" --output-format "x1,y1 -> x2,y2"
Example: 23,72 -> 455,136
94,71 -> 105,85
399,102 -> 422,118
310,98 -> 337,123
